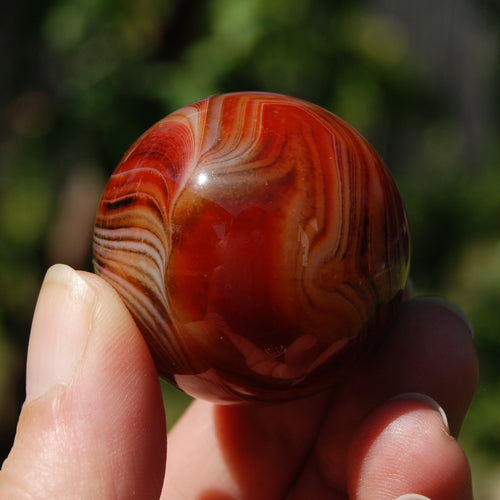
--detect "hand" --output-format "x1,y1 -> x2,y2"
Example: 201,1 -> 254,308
0,264 -> 477,499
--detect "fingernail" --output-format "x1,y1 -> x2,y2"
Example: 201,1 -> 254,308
26,264 -> 95,402
394,494 -> 431,500
419,296 -> 474,338
390,392 -> 449,433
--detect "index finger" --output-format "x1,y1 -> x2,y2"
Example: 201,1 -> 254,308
313,297 -> 478,491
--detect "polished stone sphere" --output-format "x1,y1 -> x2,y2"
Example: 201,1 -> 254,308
93,92 -> 410,403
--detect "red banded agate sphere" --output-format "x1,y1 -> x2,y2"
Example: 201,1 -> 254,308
93,92 -> 410,403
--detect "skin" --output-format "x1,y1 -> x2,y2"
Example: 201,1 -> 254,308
0,264 -> 478,499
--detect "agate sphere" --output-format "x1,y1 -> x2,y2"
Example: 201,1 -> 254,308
93,92 -> 410,403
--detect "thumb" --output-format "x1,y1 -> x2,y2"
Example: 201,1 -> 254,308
0,264 -> 166,499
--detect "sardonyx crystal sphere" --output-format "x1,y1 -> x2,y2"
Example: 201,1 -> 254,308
93,92 -> 410,403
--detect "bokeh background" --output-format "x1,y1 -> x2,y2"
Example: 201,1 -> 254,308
0,0 -> 498,496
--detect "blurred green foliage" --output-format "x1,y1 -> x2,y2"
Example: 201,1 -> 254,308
1,0 -> 499,495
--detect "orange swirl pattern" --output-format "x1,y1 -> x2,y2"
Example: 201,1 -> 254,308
93,92 -> 410,402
